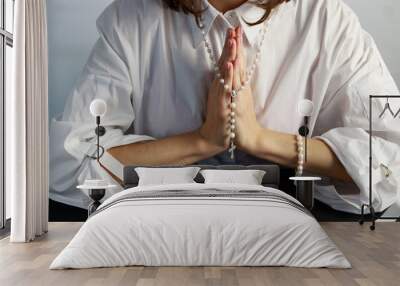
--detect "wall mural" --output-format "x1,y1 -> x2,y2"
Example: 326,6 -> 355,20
47,0 -> 400,224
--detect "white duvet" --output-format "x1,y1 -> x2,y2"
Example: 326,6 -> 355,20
50,183 -> 351,269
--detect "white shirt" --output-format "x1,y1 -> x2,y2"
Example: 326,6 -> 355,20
50,0 -> 400,213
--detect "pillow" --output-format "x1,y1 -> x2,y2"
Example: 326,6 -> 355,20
135,167 -> 201,186
200,169 -> 266,185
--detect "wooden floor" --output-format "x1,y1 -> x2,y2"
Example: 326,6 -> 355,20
0,222 -> 399,286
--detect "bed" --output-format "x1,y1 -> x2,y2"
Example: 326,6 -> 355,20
50,165 -> 350,269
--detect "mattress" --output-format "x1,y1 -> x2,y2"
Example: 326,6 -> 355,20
50,183 -> 351,269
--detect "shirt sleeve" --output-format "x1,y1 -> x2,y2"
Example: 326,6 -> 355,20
314,0 -> 400,212
62,2 -> 154,161
50,1 -> 154,196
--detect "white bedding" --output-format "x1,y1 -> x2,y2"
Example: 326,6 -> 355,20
50,183 -> 351,269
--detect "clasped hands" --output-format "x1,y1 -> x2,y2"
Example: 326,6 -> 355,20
199,26 -> 264,155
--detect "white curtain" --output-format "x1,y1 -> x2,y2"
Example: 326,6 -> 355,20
8,0 -> 49,242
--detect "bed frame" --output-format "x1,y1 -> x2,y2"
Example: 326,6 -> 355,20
123,165 -> 281,189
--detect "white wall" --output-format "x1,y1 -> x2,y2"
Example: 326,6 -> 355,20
47,0 -> 400,216
47,0 -> 112,119
345,0 -> 400,87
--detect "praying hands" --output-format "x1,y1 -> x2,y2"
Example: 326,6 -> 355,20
199,27 -> 264,156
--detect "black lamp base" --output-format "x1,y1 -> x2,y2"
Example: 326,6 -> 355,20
289,177 -> 321,211
295,180 -> 315,210
88,189 -> 106,216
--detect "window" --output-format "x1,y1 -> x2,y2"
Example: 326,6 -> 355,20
0,0 -> 14,230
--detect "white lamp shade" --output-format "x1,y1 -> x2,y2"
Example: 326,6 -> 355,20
90,99 -> 107,117
298,99 -> 314,117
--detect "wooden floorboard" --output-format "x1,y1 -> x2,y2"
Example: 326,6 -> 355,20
0,222 -> 399,286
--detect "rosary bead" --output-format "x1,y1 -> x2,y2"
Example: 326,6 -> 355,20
198,6 -> 280,162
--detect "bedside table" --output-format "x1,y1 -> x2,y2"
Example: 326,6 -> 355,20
289,177 -> 321,210
77,180 -> 117,216
87,188 -> 106,216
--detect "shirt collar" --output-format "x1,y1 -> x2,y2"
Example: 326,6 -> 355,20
190,0 -> 266,49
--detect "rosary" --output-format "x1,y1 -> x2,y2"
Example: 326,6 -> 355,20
198,9 -> 277,160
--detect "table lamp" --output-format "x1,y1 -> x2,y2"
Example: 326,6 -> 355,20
290,99 -> 321,210
76,99 -> 111,217
89,99 -> 107,161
